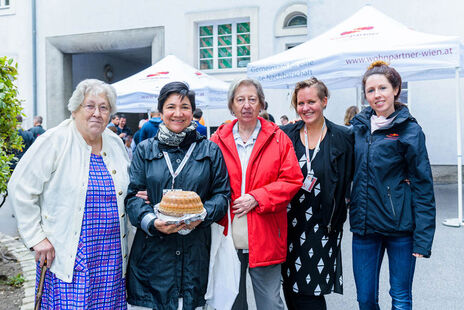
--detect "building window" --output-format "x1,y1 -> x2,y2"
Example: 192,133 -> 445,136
284,13 -> 307,28
0,0 -> 15,15
0,0 -> 10,9
275,4 -> 308,38
199,19 -> 250,70
286,42 -> 302,50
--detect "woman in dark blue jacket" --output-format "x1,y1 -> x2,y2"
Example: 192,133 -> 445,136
350,61 -> 435,310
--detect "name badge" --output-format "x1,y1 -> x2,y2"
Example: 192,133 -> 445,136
302,172 -> 317,193
162,189 -> 182,195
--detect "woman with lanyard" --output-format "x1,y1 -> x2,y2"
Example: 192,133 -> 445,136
281,78 -> 354,310
124,81 -> 230,310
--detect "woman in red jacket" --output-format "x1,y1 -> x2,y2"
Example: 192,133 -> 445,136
211,78 -> 303,310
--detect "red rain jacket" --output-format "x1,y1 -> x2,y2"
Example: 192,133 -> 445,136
211,118 -> 303,268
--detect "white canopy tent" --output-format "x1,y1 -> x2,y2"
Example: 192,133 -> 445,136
248,5 -> 464,227
113,55 -> 229,112
113,55 -> 229,136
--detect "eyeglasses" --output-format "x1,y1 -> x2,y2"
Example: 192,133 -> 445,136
234,96 -> 259,105
80,104 -> 110,114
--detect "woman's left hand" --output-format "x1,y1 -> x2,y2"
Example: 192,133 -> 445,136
185,219 -> 202,230
232,194 -> 258,217
412,253 -> 424,258
136,190 -> 150,204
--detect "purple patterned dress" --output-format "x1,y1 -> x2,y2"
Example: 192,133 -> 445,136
36,154 -> 126,309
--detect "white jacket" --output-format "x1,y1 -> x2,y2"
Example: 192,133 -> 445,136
8,118 -> 130,283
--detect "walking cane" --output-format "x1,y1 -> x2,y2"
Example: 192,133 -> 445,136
34,260 -> 48,310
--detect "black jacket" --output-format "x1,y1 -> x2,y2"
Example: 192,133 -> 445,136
281,119 -> 354,233
350,106 -> 436,257
125,131 -> 230,309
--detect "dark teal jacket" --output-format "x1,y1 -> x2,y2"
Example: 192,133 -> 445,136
350,106 -> 436,257
125,131 -> 230,309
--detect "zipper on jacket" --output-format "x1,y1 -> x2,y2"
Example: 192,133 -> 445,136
387,186 -> 396,217
363,133 -> 373,234
327,198 -> 337,234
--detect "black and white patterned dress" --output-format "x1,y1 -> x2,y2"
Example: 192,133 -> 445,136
282,134 -> 343,296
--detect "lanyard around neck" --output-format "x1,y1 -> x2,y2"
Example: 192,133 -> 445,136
163,142 -> 196,189
304,120 -> 326,175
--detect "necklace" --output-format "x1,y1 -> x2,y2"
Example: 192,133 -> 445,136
239,129 -> 253,143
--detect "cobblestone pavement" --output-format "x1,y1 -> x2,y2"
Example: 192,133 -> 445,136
0,233 -> 35,310
2,184 -> 464,309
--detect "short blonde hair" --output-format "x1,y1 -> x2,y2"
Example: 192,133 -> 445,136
291,77 -> 329,113
68,79 -> 117,114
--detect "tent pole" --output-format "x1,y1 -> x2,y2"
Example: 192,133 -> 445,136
443,67 -> 463,227
356,86 -> 362,111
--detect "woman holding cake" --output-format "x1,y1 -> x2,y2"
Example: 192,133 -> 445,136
280,78 -> 353,310
125,81 -> 230,310
210,78 -> 303,310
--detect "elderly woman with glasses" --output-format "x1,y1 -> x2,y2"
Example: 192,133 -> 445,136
8,79 -> 130,309
211,78 -> 303,310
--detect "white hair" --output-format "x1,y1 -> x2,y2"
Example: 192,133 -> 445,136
68,79 -> 117,114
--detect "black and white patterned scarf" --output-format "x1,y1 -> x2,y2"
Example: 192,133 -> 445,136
157,121 -> 197,146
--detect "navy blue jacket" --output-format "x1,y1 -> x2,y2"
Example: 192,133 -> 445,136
350,106 -> 435,257
140,117 -> 162,142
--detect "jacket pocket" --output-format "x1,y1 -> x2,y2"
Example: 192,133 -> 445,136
398,182 -> 413,231
386,186 -> 396,218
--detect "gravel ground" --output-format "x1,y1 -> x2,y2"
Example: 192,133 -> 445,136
0,245 -> 25,310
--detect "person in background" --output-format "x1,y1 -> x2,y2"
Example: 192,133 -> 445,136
108,114 -> 120,128
125,81 -> 230,310
8,79 -> 130,309
139,107 -> 162,142
28,115 -> 46,139
344,105 -> 359,127
280,115 -> 289,126
263,101 -> 276,123
193,108 -> 207,136
280,78 -> 353,310
259,110 -> 270,121
117,114 -> 132,139
124,135 -> 133,161
210,78 -> 302,310
11,115 -> 35,170
108,125 -> 118,134
350,61 -> 436,310
132,119 -> 147,147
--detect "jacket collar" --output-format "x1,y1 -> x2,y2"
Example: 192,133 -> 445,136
282,118 -> 345,163
215,117 -> 278,153
144,131 -> 206,160
351,105 -> 415,131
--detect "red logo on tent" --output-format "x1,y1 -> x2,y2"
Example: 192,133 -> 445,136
341,26 -> 374,36
146,71 -> 169,77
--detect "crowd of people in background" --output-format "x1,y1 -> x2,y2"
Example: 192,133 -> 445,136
7,60 -> 436,310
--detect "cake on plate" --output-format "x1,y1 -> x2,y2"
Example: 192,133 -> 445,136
159,191 -> 204,217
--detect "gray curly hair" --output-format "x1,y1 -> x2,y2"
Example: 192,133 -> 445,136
68,79 -> 117,114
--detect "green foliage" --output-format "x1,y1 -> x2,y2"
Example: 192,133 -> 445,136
0,273 -> 25,288
0,56 -> 24,195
